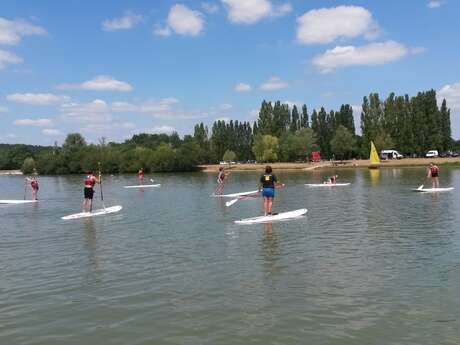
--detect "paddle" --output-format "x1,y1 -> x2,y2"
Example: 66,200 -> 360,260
98,162 -> 106,210
23,178 -> 27,200
150,179 -> 155,183
417,184 -> 424,190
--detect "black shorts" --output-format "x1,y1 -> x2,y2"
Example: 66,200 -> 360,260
431,173 -> 439,178
84,187 -> 94,199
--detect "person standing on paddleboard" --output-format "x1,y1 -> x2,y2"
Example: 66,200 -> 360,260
25,176 -> 39,200
83,171 -> 100,212
428,163 -> 440,188
215,167 -> 230,195
259,165 -> 284,216
138,168 -> 145,184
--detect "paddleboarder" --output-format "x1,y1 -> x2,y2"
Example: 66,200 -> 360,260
324,175 -> 338,184
83,171 -> 100,212
427,163 -> 440,188
258,165 -> 284,216
138,168 -> 145,183
215,167 -> 230,195
25,176 -> 39,200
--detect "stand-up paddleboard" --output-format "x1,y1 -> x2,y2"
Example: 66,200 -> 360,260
62,205 -> 122,220
305,183 -> 350,187
212,190 -> 259,198
123,184 -> 161,189
235,208 -> 307,225
413,186 -> 454,193
0,200 -> 38,204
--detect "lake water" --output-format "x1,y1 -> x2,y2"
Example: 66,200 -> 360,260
1,167 -> 460,345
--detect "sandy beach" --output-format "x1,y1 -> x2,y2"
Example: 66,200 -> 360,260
0,170 -> 22,176
198,157 -> 460,172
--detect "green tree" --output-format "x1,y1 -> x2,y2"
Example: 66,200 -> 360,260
223,150 -> 237,162
280,128 -> 316,161
63,133 -> 86,152
21,157 -> 36,174
330,126 -> 356,160
252,134 -> 279,162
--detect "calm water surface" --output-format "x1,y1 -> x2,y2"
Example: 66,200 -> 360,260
1,168 -> 460,344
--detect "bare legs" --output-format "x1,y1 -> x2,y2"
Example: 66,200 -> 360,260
215,182 -> 224,195
263,197 -> 274,215
31,189 -> 38,200
83,198 -> 93,212
432,177 -> 439,189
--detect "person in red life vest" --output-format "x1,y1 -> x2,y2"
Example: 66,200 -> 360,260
427,163 -> 440,188
138,168 -> 145,183
83,171 -> 100,212
215,167 -> 230,195
25,176 -> 39,200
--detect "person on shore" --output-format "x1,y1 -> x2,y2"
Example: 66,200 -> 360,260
427,163 -> 439,188
25,176 -> 39,200
323,175 -> 338,184
215,167 -> 230,195
83,171 -> 100,212
258,165 -> 284,216
138,168 -> 145,183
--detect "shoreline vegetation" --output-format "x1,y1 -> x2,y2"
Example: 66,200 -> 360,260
2,157 -> 459,175
1,89 -> 459,175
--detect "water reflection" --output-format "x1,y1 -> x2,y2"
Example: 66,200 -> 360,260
83,218 -> 100,274
369,168 -> 380,186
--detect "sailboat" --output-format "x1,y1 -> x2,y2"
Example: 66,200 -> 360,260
368,141 -> 380,169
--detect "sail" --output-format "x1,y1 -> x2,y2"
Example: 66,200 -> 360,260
369,141 -> 380,164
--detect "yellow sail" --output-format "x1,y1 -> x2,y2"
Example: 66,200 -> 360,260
369,141 -> 380,165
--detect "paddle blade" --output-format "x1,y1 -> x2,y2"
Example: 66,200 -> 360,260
150,179 -> 155,182
417,185 -> 424,190
225,198 -> 239,207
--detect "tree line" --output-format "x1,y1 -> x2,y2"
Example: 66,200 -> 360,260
0,88 -> 457,174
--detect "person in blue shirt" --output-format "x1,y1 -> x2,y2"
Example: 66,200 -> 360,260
258,165 -> 284,216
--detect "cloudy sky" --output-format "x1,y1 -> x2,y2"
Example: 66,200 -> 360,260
1,0 -> 459,144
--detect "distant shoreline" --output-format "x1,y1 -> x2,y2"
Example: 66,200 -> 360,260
198,157 -> 460,172
0,170 -> 22,176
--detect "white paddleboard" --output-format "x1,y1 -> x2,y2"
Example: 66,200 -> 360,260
212,190 -> 260,198
123,184 -> 161,189
0,200 -> 38,204
235,208 -> 307,225
305,183 -> 350,187
413,187 -> 454,193
62,205 -> 122,220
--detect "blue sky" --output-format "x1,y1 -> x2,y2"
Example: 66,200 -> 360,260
1,0 -> 459,145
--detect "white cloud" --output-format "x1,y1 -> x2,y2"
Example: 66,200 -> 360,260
0,106 -> 8,113
147,125 -> 177,134
272,3 -> 293,17
428,1 -> 442,8
297,6 -> 379,45
312,41 -> 411,72
102,12 -> 143,31
0,49 -> 23,69
235,82 -> 252,92
57,75 -> 133,92
42,128 -> 63,136
221,0 -> 291,24
202,2 -> 219,14
155,4 -> 204,37
60,99 -> 112,123
6,93 -> 70,105
14,118 -> 54,127
438,83 -> 460,110
220,103 -> 232,110
259,76 -> 289,91
153,26 -> 172,37
0,17 -> 46,45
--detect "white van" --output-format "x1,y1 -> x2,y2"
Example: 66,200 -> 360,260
380,150 -> 404,160
426,150 -> 439,158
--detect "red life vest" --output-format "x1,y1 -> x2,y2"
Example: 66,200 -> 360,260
138,170 -> 145,178
85,175 -> 96,187
431,166 -> 439,174
31,180 -> 39,190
